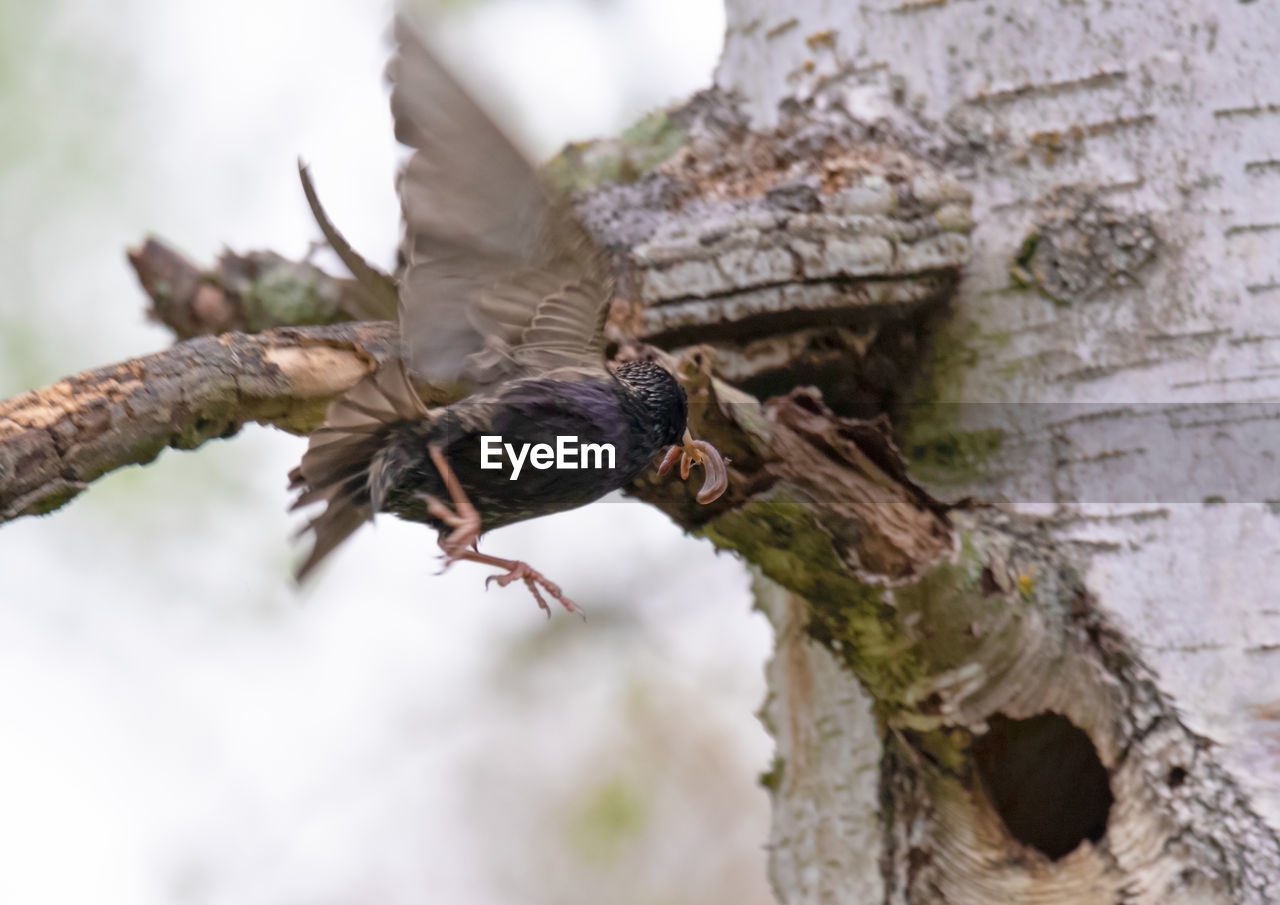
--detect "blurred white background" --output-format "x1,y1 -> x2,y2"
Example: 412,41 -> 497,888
0,1 -> 777,902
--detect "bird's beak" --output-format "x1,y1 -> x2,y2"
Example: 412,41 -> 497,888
657,429 -> 729,504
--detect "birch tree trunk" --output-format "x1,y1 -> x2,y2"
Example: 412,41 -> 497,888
710,0 -> 1280,901
3,1 -> 1279,902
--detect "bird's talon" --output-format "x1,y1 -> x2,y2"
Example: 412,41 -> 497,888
526,582 -> 551,617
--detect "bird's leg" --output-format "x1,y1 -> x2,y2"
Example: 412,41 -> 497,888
419,446 -> 579,617
419,444 -> 481,559
451,550 -> 583,619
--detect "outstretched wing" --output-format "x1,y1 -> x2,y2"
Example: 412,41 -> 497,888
390,15 -> 612,387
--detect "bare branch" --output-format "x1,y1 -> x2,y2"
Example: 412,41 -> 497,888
127,236 -> 390,339
0,322 -> 406,521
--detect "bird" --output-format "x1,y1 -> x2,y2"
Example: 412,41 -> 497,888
288,15 -> 728,615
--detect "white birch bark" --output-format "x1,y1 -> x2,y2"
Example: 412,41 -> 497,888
713,0 -> 1280,901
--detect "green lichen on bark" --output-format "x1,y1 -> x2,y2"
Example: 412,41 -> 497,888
702,493 -> 926,703
906,427 -> 1005,488
544,108 -> 686,193
1009,230 -> 1040,289
708,508 -> 1051,728
892,535 -> 1014,671
239,257 -> 347,331
22,481 -> 84,516
894,313 -> 1006,488
759,754 -> 786,792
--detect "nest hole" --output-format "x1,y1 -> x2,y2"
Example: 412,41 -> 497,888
972,712 -> 1113,860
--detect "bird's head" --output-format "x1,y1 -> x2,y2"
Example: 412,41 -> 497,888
612,357 -> 689,448
612,347 -> 728,505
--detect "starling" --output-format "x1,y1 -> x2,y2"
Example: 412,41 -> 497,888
288,16 -> 728,614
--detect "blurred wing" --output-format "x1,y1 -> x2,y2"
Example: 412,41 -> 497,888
289,360 -> 430,581
390,16 -> 611,387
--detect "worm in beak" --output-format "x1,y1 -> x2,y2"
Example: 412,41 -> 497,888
657,429 -> 729,504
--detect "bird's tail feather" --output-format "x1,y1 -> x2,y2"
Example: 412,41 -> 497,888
290,360 -> 430,581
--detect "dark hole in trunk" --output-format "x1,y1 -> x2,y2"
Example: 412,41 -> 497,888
972,712 -> 1113,860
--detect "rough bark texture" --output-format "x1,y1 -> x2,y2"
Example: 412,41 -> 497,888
3,1 -> 1279,902
712,0 -> 1280,902
0,323 -> 400,520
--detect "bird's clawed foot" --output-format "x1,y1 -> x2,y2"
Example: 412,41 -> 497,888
658,429 -> 729,504
439,549 -> 582,619
422,446 -> 581,617
473,552 -> 583,620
